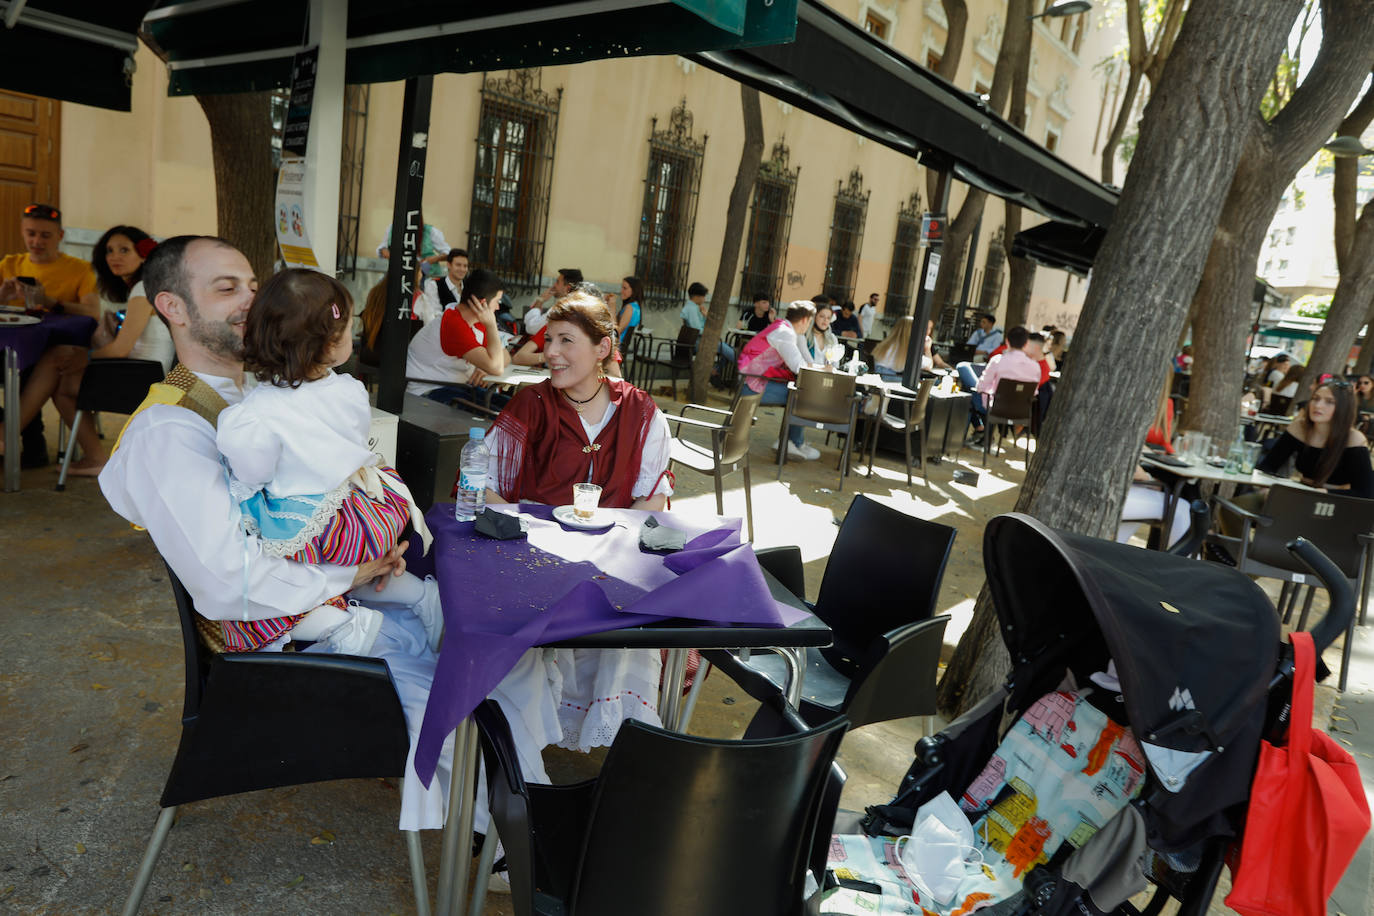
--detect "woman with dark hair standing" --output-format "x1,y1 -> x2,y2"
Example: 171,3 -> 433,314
1256,377 -> 1374,496
614,276 -> 643,348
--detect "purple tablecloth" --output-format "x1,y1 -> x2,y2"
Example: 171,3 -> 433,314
0,312 -> 95,370
413,503 -> 806,784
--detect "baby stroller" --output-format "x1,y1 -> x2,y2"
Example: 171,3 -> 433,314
848,511 -> 1356,915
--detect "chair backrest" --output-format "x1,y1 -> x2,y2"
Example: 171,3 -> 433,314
890,377 -> 935,432
1250,487 -> 1374,579
672,324 -> 700,361
76,358 -> 166,414
814,494 -> 957,653
720,390 -> 762,465
571,714 -> 848,916
987,376 -> 1037,423
842,616 -> 949,729
165,563 -> 212,720
792,367 -> 858,425
754,545 -> 806,602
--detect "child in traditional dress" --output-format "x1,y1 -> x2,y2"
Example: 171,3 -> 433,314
215,268 -> 441,655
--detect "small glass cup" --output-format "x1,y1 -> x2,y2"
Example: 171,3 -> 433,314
1240,441 -> 1263,473
572,483 -> 602,520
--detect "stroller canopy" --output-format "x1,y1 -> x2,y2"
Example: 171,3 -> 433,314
983,513 -> 1281,849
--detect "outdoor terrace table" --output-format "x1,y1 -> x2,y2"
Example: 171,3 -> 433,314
0,310 -> 94,491
1139,451 -> 1321,549
411,503 -> 828,915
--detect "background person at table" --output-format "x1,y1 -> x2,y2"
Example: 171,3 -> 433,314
870,316 -> 921,382
216,267 -> 442,656
831,301 -> 862,339
737,299 -> 824,461
375,211 -> 449,278
613,275 -> 643,350
97,235 -> 542,834
405,268 -> 512,409
1119,373 -> 1193,549
413,247 -> 470,324
970,325 -> 1041,442
737,293 -> 775,332
1265,360 -> 1306,413
483,291 -> 672,751
966,312 -> 1003,362
525,266 -> 582,335
679,280 -> 708,331
805,301 -> 840,365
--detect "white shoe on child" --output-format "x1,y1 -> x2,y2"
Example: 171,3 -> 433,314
410,575 -> 445,652
324,605 -> 383,656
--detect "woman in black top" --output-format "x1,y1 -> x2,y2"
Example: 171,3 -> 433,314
1258,377 -> 1374,497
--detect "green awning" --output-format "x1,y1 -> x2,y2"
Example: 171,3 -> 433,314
143,0 -> 796,97
0,2 -> 153,110
1257,326 -> 1321,341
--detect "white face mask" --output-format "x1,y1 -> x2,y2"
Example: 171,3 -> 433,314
895,791 -> 984,906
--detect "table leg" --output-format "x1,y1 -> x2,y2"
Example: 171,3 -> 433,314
467,825 -> 500,916
659,648 -> 688,731
436,719 -> 479,916
5,347 -> 19,492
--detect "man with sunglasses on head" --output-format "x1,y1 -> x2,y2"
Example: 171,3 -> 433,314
0,204 -> 99,316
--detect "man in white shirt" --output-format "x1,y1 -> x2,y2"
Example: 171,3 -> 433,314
858,292 -> 878,338
98,236 -> 558,833
414,248 -> 469,324
524,267 -> 582,334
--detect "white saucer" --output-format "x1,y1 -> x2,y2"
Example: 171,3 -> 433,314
552,504 -> 614,530
0,313 -> 39,326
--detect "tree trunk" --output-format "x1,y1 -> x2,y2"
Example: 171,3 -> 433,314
689,85 -> 764,404
1306,199 -> 1374,382
938,0 -> 1306,718
1354,296 -> 1374,374
930,0 -> 1030,329
1099,0 -> 1186,184
1333,74 -> 1374,273
1183,0 -> 1374,446
927,0 -> 969,208
1001,14 -> 1034,332
196,93 -> 277,281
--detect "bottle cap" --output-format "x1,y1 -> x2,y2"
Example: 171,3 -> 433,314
469,427 -> 486,440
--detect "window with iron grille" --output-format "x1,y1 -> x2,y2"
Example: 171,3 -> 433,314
883,191 -> 922,317
740,138 -> 799,306
823,168 -> 870,303
336,85 -> 369,278
978,226 -> 1006,312
635,98 -> 707,313
468,68 -> 561,297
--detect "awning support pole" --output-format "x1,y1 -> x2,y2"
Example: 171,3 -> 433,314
903,172 -> 952,392
305,0 -> 346,277
377,76 -> 433,415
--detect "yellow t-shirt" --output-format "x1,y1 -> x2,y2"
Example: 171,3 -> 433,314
0,252 -> 97,306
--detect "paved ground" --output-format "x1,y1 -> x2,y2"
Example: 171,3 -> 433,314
1,387 -> 1368,914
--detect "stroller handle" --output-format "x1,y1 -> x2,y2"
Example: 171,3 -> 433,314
1286,537 -> 1355,655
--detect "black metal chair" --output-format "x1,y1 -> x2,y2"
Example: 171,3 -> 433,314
122,567 -> 428,915
977,376 -> 1038,468
707,495 -> 956,728
473,694 -> 847,916
1207,486 -> 1374,690
56,358 -> 165,490
636,324 -> 699,400
776,368 -> 864,490
861,377 -> 935,488
663,389 -> 762,541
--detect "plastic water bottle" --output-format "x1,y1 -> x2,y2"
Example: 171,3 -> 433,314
455,428 -> 489,521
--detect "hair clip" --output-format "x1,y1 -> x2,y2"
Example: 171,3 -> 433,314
331,303 -> 341,319
135,238 -> 158,259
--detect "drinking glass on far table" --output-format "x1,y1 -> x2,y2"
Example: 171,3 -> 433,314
824,343 -> 845,367
573,483 -> 602,520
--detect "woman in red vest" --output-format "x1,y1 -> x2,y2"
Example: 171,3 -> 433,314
483,290 -> 672,751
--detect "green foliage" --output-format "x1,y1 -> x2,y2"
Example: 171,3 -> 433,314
1294,294 -> 1332,319
1118,130 -> 1138,167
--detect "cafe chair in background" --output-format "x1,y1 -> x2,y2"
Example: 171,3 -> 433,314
56,358 -> 164,491
860,376 -> 935,489
1206,487 -> 1374,690
635,324 -> 699,400
472,694 -> 847,916
663,389 -> 762,541
122,566 -> 429,916
776,368 -> 863,491
977,377 -> 1038,469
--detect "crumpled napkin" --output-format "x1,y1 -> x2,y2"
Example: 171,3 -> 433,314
639,515 -> 687,551
474,508 -> 528,540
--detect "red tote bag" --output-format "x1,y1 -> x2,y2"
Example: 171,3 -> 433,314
1226,631 -> 1370,916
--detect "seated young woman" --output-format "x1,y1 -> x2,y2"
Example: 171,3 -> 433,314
1256,376 -> 1373,496
483,290 -> 673,750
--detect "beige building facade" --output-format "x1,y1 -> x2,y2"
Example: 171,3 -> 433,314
49,1 -> 1125,339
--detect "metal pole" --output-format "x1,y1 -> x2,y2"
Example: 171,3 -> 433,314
903,173 -> 953,391
305,0 -> 345,276
377,76 -> 433,415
